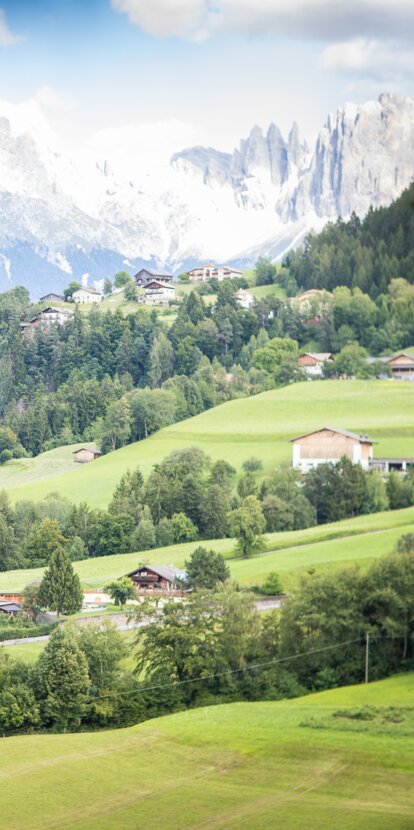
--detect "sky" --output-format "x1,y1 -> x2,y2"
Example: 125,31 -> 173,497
0,0 -> 412,156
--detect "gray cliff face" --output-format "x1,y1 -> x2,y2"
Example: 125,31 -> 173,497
173,93 -> 414,222
292,93 -> 414,220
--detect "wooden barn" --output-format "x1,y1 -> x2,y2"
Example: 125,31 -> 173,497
126,565 -> 187,594
291,427 -> 375,473
73,447 -> 102,464
39,292 -> 65,303
385,353 -> 414,380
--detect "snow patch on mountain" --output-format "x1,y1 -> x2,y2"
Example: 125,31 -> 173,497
0,92 -> 412,294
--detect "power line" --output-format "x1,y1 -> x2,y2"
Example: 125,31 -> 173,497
95,636 -> 364,700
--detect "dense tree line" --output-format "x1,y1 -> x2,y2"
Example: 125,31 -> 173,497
1,446 -> 412,574
285,183 -> 414,300
0,284 -> 281,457
2,541 -> 414,735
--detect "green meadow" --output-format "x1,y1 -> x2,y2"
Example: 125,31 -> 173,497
249,282 -> 286,299
2,379 -> 414,508
1,503 -> 413,593
0,673 -> 413,829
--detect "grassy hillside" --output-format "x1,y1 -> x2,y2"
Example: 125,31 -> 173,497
0,442 -> 97,490
1,673 -> 413,829
2,504 -> 413,592
2,379 -> 414,508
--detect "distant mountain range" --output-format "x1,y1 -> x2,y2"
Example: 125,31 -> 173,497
0,92 -> 413,295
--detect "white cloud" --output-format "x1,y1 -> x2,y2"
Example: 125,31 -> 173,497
111,0 -> 414,41
35,86 -> 78,114
0,9 -> 24,46
111,0 -> 207,38
321,38 -> 414,80
85,119 -> 206,176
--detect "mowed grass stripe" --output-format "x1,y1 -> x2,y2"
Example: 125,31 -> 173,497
1,379 -> 414,508
0,675 -> 413,829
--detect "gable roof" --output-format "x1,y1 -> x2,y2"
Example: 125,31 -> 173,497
135,268 -> 173,280
298,352 -> 332,362
73,287 -> 102,296
290,427 -> 375,445
72,447 -> 102,456
0,601 -> 21,613
386,352 -> 414,364
40,292 -> 65,301
188,262 -> 216,272
126,564 -> 186,582
144,280 -> 174,290
41,306 -> 71,315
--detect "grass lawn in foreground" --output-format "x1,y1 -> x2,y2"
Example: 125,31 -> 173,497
0,673 -> 413,829
3,379 -> 414,508
1,504 -> 413,593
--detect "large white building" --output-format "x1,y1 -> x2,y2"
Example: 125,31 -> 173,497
72,287 -> 103,304
141,280 -> 175,305
188,263 -> 243,282
291,427 -> 375,473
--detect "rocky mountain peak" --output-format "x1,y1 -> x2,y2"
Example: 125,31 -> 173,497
0,93 -> 412,292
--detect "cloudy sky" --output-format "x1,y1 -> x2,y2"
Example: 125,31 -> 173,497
0,0 -> 412,153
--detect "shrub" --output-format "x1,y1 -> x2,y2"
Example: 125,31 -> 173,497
0,621 -> 58,641
259,571 -> 283,596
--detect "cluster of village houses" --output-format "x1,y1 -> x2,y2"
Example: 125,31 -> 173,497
20,262 -> 254,339
20,274 -> 414,381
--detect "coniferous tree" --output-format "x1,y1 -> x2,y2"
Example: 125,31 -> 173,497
35,626 -> 90,730
38,547 -> 83,617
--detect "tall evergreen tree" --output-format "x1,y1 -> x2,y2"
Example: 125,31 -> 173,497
38,547 -> 83,617
35,626 -> 90,730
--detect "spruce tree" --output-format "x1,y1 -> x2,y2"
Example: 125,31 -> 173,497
36,627 -> 90,730
38,547 -> 83,617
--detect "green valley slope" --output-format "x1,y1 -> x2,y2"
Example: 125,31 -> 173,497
1,674 -> 413,829
2,379 -> 414,508
2,504 -> 414,592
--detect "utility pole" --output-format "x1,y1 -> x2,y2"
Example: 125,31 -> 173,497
365,632 -> 370,683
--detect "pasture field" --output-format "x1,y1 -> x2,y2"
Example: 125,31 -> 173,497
2,379 -> 414,508
2,639 -> 45,663
2,628 -> 136,668
0,673 -> 413,829
1,503 -> 413,593
0,442 -> 97,489
249,282 -> 286,299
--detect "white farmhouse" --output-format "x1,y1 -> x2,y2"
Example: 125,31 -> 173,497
297,352 -> 333,377
141,280 -> 175,305
291,427 -> 375,473
72,288 -> 103,304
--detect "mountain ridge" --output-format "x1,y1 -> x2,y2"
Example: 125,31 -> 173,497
0,92 -> 413,294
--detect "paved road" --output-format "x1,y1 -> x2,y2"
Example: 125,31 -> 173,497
1,596 -> 287,647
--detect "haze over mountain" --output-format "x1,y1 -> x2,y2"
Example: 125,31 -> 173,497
0,92 -> 413,294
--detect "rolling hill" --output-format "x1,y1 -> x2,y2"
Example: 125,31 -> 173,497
1,673 -> 413,829
2,379 -> 414,509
